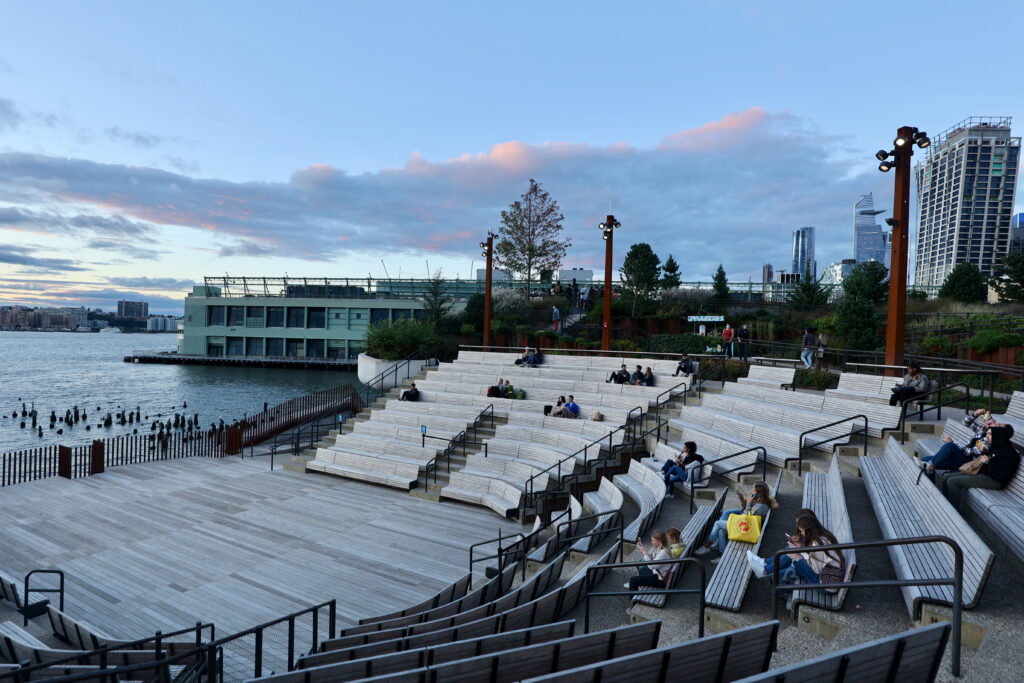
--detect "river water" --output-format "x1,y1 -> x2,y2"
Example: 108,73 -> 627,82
0,332 -> 360,453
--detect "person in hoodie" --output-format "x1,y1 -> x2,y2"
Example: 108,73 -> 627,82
940,425 -> 1020,510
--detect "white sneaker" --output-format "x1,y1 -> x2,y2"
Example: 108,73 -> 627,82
694,546 -> 711,556
623,582 -> 631,589
710,557 -> 721,564
746,550 -> 766,579
665,493 -> 674,499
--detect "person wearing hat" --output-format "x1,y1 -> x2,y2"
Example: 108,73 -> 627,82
941,425 -> 1020,510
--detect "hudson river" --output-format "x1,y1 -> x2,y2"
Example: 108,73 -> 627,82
0,332 -> 358,453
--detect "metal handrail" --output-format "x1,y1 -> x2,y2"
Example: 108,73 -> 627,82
652,380 -> 689,441
469,530 -> 529,583
22,569 -> 63,626
1,642 -> 216,683
555,510 -> 624,557
360,346 -> 438,408
423,430 -> 466,483
767,536 -> 964,678
688,446 -> 768,514
798,414 -> 868,476
584,557 -> 706,635
897,382 -> 972,444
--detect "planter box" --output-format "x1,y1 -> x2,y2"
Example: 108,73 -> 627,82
357,353 -> 430,389
966,345 -> 1023,366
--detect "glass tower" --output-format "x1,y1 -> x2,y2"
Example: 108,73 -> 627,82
791,226 -> 816,280
853,193 -> 889,266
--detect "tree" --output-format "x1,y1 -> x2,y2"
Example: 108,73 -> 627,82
462,293 -> 485,332
420,270 -> 454,324
989,252 -> 1024,303
619,243 -> 662,316
843,261 -> 889,304
834,296 -> 880,350
494,179 -> 569,283
660,254 -> 681,290
938,262 -> 987,303
711,264 -> 731,301
787,273 -> 830,310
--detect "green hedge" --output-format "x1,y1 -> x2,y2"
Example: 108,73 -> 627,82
965,330 -> 1024,355
364,320 -> 440,361
649,333 -> 713,355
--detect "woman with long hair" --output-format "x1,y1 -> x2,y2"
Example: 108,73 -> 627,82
624,530 -> 672,592
695,481 -> 778,556
747,514 -> 844,590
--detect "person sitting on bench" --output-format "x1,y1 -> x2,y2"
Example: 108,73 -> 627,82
623,530 -> 672,592
695,481 -> 778,555
746,514 -> 844,591
941,425 -> 1021,511
889,361 -> 931,406
606,364 -> 630,384
661,441 -> 704,498
399,383 -> 419,402
551,395 -> 579,419
918,408 -> 997,475
629,364 -> 644,385
642,366 -> 655,387
674,353 -> 693,376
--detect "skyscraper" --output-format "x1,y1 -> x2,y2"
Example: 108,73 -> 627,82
762,263 -> 774,283
853,193 -> 889,265
914,117 -> 1020,288
1012,213 -> 1024,255
791,227 -> 816,280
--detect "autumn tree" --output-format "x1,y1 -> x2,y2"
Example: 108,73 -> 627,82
494,179 -> 570,283
619,242 -> 662,316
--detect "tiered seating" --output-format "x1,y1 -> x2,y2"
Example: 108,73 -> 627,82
667,417 -> 763,482
789,455 -> 856,617
451,351 -> 692,385
615,460 -> 668,542
460,453 -> 550,493
367,410 -> 470,434
958,432 -> 1024,566
993,391 -> 1024,447
357,574 -> 472,626
571,478 -> 625,556
348,420 -> 461,444
736,622 -> 951,683
527,496 -> 584,568
861,438 -> 995,619
485,440 -> 573,477
631,490 -> 726,609
912,417 -> 975,460
705,471 -> 785,611
737,365 -> 795,390
826,372 -> 892,403
415,387 -> 640,418
518,620 -> 779,683
306,450 -> 421,489
642,442 -> 711,491
0,571 -> 44,619
441,472 -> 524,518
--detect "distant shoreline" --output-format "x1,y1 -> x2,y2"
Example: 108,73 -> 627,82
0,328 -> 177,334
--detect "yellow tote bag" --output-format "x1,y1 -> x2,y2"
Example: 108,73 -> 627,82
727,512 -> 762,543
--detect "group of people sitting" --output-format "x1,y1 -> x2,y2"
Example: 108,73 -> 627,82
545,394 -> 579,419
606,364 -> 656,386
486,379 -> 522,399
514,347 -> 542,368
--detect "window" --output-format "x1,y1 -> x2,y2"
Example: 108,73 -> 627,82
246,306 -> 264,319
207,306 -> 225,326
245,337 -> 263,356
227,306 -> 244,326
267,307 -> 285,327
266,338 -> 284,356
226,337 -> 244,356
305,339 -> 325,358
286,339 -> 303,357
307,307 -> 326,328
287,307 -> 305,328
206,342 -> 224,357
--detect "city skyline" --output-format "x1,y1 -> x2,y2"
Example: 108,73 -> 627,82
1,2 -> 1023,313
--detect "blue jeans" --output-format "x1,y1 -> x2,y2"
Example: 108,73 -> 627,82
800,348 -> 814,368
707,508 -> 743,552
764,554 -> 820,585
662,465 -> 688,493
922,442 -> 970,471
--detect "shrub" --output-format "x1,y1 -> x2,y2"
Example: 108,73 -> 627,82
794,368 -> 840,390
649,333 -> 709,355
610,339 -> 641,352
459,323 -> 476,336
364,320 -> 440,361
921,333 -> 960,359
492,288 -> 530,318
965,330 -> 1024,355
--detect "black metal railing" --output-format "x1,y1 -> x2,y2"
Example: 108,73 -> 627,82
897,383 -> 972,444
692,354 -> 727,395
423,430 -> 466,484
360,347 -> 439,408
767,536 -> 964,678
688,446 -> 768,514
584,557 -> 706,634
556,510 -> 625,560
469,530 -> 529,583
798,415 -> 868,476
22,569 -> 64,625
267,412 -> 339,470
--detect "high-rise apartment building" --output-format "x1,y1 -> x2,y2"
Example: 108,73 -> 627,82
853,193 -> 890,267
914,117 -> 1019,288
762,263 -> 774,283
791,227 -> 816,279
1012,213 -> 1024,255
117,300 -> 149,319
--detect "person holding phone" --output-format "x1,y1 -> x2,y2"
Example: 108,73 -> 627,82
747,514 -> 844,591
623,530 -> 672,592
918,408 -> 998,475
695,481 -> 778,557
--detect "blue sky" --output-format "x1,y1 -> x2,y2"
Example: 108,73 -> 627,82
1,0 -> 1021,313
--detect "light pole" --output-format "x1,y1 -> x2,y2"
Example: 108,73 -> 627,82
480,232 -> 496,348
599,215 -> 620,351
877,127 -> 930,372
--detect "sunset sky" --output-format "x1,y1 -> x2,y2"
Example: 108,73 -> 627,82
1,0 -> 1022,313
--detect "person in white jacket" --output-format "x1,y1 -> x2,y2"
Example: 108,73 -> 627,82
624,530 -> 672,592
747,514 -> 844,591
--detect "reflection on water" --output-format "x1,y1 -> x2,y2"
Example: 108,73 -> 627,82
0,332 -> 359,452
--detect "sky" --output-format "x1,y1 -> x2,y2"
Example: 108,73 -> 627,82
1,0 -> 1022,314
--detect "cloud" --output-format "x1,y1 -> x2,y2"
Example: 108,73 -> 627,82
0,245 -> 88,272
0,108 -> 894,279
86,239 -> 166,260
105,126 -> 162,148
108,276 -> 195,290
0,98 -> 22,131
165,156 -> 200,174
0,206 -> 156,240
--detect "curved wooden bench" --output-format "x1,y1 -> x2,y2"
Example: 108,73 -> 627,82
441,472 -> 523,518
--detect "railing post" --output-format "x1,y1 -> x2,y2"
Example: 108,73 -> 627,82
952,543 -> 963,678
287,615 -> 295,671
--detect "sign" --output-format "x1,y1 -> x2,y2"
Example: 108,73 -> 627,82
688,315 -> 725,322
337,414 -> 345,424
421,425 -> 427,434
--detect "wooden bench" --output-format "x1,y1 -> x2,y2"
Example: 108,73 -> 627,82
737,622 -> 950,683
441,472 -> 523,518
350,420 -> 461,444
959,428 -> 1024,567
631,490 -> 726,609
704,470 -> 784,611
993,390 -> 1024,448
384,399 -> 485,421
527,497 -> 584,566
460,454 -> 550,493
738,365 -> 795,390
861,437 -> 995,619
912,417 -> 976,461
582,477 -> 625,515
358,574 -> 472,625
826,372 -> 890,403
368,411 -> 470,433
518,620 -> 779,683
318,451 -> 422,489
789,455 -> 856,617
616,459 -> 667,542
485,440 -> 575,476
666,417 -> 767,480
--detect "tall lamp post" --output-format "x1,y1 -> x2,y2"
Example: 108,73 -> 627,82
480,232 -> 496,348
599,215 -> 621,351
876,126 -> 930,373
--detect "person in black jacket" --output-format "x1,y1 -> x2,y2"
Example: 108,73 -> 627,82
941,425 -> 1020,510
606,364 -> 630,384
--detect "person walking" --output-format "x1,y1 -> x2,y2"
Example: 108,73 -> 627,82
800,328 -> 816,369
552,306 -> 561,332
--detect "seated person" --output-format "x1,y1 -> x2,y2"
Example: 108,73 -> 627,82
642,367 -> 655,387
606,364 -> 630,384
503,379 -> 516,397
399,383 -> 419,402
666,527 -> 685,558
629,364 -> 644,385
674,353 -> 693,377
496,378 -> 508,397
552,395 -> 579,419
695,481 -> 778,555
544,396 -> 566,416
526,348 -> 538,368
918,408 -> 996,474
514,346 -> 531,365
660,441 -> 704,498
890,361 -> 931,406
941,425 -> 1021,511
623,530 -> 672,591
746,514 -> 844,592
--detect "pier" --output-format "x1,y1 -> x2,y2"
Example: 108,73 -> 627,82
124,351 -> 356,370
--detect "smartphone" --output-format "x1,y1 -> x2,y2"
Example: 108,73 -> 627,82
636,536 -> 642,545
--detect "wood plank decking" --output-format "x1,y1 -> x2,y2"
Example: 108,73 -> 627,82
0,457 -> 520,638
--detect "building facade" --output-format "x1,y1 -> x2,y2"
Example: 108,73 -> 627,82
117,300 -> 149,319
914,117 -> 1020,288
791,226 -> 816,279
762,263 -> 774,283
853,193 -> 890,267
1012,212 -> 1024,255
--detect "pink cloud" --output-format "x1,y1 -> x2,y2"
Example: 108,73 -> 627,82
658,107 -> 769,150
